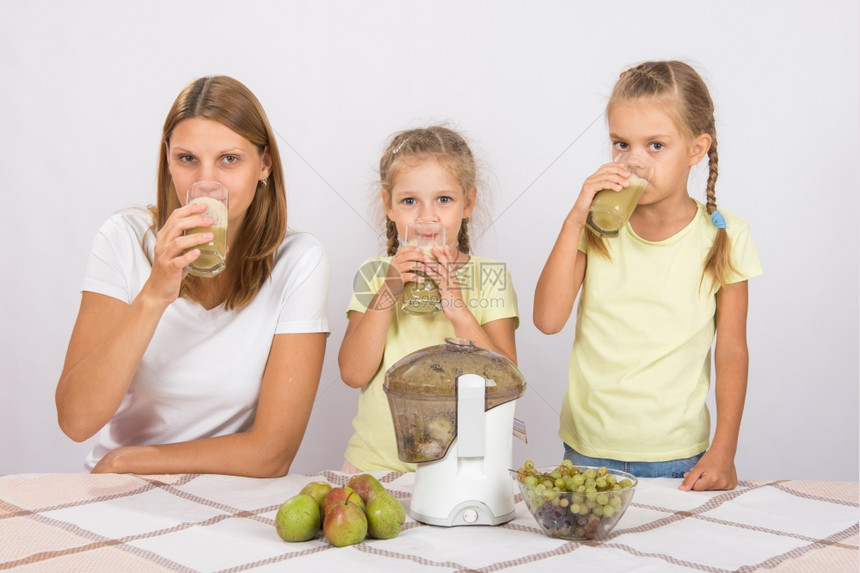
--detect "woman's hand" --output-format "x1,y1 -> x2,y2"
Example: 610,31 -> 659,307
144,201 -> 216,305
91,445 -> 151,474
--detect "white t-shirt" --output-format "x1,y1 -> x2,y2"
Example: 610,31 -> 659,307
80,207 -> 330,470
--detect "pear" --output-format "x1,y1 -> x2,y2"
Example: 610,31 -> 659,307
321,486 -> 365,517
347,473 -> 386,504
299,481 -> 332,517
274,494 -> 321,542
323,500 -> 367,547
365,491 -> 406,539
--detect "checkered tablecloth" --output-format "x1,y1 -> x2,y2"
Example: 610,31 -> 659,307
0,471 -> 856,572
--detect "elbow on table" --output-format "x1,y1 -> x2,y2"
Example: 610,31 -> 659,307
247,455 -> 293,478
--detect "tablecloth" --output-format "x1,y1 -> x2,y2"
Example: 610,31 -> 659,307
0,471 -> 856,572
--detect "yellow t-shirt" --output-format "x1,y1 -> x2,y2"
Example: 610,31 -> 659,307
561,201 -> 762,461
344,254 -> 519,472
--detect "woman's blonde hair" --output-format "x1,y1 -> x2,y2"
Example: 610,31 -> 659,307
588,60 -> 736,288
378,126 -> 477,256
153,75 -> 287,309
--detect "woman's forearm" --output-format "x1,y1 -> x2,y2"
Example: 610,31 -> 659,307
56,291 -> 168,441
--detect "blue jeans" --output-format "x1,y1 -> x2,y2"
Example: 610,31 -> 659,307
563,443 -> 703,479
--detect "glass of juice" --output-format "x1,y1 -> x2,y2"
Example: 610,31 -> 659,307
185,181 -> 228,277
400,221 -> 446,315
586,152 -> 654,237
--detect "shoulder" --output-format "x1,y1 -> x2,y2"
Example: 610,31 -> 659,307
697,202 -> 754,239
464,254 -> 508,267
716,207 -> 754,237
91,206 -> 155,256
698,203 -> 763,280
463,254 -> 514,280
276,231 -> 328,265
99,206 -> 154,237
463,253 -> 517,293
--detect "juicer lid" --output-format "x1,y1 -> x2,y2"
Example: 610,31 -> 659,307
383,338 -> 526,408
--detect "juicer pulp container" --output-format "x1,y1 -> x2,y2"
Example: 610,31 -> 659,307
384,338 -> 526,526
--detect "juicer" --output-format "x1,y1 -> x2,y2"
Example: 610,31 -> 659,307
384,338 -> 526,526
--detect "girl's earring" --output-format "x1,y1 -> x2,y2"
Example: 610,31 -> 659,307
259,178 -> 268,187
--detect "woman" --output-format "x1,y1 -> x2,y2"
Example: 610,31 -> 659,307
56,76 -> 329,477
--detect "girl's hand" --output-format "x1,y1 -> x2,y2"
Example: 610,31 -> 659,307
385,245 -> 426,302
427,245 -> 467,320
144,202 -> 216,306
567,161 -> 631,226
679,449 -> 738,491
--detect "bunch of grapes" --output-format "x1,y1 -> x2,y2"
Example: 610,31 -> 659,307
515,459 -> 635,540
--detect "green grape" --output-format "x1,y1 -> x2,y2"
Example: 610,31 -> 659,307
603,504 -> 616,518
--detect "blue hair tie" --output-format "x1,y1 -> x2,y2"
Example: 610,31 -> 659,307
710,210 -> 727,229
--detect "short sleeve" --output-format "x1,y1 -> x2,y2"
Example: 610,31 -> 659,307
346,256 -> 390,317
275,234 -> 331,335
725,213 -> 763,284
81,208 -> 155,304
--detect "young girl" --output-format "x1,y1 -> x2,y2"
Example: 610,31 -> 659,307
534,61 -> 762,491
55,76 -> 329,476
339,126 -> 519,472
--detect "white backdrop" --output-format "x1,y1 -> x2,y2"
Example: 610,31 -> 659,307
1,1 -> 857,480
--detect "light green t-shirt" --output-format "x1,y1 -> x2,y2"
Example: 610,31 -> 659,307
344,254 -> 519,472
561,201 -> 762,462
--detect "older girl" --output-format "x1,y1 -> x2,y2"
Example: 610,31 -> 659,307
534,61 -> 762,491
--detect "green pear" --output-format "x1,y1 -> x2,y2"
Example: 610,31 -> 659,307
274,494 -> 321,542
299,481 -> 332,516
347,473 -> 386,504
323,500 -> 367,547
365,491 -> 406,539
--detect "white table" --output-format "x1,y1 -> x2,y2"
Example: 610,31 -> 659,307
0,470 -> 856,572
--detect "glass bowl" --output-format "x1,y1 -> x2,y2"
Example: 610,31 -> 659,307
513,464 -> 637,541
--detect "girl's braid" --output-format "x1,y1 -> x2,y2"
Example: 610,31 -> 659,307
385,218 -> 399,256
704,136 -> 719,215
458,219 -> 471,254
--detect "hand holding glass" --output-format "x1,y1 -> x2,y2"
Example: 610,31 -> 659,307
184,181 -> 229,277
586,152 -> 654,237
401,222 -> 446,315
